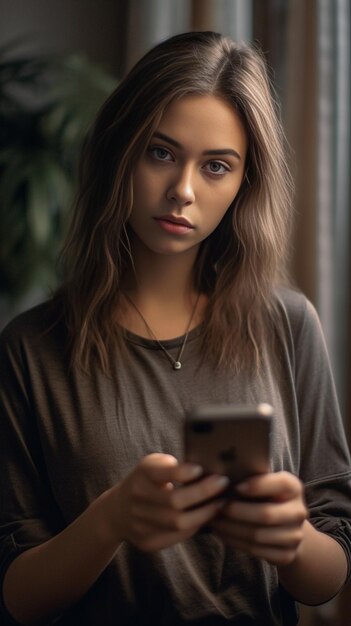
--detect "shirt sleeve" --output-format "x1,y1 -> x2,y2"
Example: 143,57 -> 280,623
287,294 -> 351,577
0,321 -> 64,624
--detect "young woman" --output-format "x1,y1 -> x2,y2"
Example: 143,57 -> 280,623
1,31 -> 350,626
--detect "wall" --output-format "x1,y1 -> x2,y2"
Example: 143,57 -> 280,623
0,0 -> 125,75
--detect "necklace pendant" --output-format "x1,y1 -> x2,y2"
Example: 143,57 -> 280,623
173,361 -> 182,370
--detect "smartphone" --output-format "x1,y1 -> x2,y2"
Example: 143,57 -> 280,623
184,403 -> 272,493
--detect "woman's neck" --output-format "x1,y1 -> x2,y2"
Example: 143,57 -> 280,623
126,237 -> 199,303
119,242 -> 206,339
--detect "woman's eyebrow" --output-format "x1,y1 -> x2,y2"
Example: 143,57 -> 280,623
152,131 -> 241,160
203,148 -> 241,160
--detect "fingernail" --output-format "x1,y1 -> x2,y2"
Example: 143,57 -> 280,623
189,464 -> 203,478
215,476 -> 231,489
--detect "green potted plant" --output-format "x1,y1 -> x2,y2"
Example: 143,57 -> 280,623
0,46 -> 115,326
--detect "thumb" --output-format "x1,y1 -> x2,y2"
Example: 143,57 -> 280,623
139,453 -> 179,484
139,453 -> 203,486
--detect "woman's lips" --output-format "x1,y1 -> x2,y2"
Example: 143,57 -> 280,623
154,217 -> 194,235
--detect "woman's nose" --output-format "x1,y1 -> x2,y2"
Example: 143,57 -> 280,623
166,166 -> 196,206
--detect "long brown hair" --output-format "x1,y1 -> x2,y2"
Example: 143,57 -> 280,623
57,31 -> 293,372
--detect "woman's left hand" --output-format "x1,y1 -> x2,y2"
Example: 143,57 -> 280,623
211,471 -> 308,566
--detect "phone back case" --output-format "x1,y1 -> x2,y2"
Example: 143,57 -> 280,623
185,404 -> 272,485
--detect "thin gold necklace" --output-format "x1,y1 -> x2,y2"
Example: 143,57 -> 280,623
124,293 -> 201,370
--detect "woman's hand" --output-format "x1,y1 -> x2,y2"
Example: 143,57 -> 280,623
103,453 -> 228,552
211,471 -> 308,565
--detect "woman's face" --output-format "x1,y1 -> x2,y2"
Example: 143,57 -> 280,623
129,94 -> 248,258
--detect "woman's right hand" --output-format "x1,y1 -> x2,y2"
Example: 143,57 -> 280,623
102,453 -> 229,552
2,454 -> 228,624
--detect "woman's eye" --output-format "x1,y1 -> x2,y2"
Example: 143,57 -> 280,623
149,146 -> 173,161
204,161 -> 230,176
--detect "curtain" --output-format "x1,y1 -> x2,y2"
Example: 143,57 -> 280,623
315,0 -> 350,424
124,0 -> 253,72
124,0 -> 191,70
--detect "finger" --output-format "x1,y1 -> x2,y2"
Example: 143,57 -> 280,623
212,518 -> 304,548
166,474 -> 230,510
140,454 -> 203,485
133,496 -> 226,533
140,473 -> 230,513
223,498 -> 307,526
212,532 -> 299,566
126,521 -> 199,553
129,470 -> 230,514
235,471 -> 304,502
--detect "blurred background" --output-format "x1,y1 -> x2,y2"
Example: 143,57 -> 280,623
0,1 -> 350,623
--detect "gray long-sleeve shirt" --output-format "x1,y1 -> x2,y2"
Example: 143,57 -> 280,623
1,287 -> 351,625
